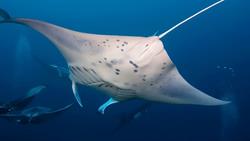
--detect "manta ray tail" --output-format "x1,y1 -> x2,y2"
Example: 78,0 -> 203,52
159,0 -> 224,38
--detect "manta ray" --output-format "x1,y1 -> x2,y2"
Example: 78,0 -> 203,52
0,0 -> 229,114
114,102 -> 152,132
0,104 -> 73,124
0,86 -> 45,114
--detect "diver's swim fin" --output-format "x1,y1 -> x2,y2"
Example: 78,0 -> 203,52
98,98 -> 118,114
72,81 -> 83,107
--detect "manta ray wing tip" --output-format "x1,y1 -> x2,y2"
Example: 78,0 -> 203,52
216,100 -> 231,105
201,97 -> 231,106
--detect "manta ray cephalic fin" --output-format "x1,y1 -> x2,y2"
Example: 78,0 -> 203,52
72,81 -> 83,107
98,98 -> 118,114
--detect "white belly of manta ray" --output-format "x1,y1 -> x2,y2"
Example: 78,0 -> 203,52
0,0 -> 229,114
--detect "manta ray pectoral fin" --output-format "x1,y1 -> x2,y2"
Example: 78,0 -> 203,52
157,67 -> 230,106
98,98 -> 119,114
72,81 -> 83,107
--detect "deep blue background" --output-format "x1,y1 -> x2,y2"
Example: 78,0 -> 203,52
0,0 -> 249,141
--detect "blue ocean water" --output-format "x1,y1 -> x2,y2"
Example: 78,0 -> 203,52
0,0 -> 249,141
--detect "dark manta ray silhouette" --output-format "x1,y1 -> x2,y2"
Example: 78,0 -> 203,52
0,0 -> 229,114
114,102 -> 152,132
0,104 -> 73,124
0,86 -> 45,115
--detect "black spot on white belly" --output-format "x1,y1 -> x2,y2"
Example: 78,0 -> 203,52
110,60 -> 118,64
129,60 -> 139,68
106,63 -> 113,68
